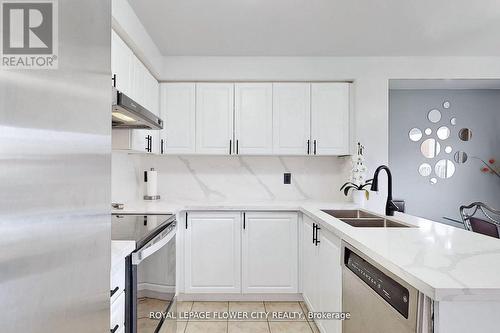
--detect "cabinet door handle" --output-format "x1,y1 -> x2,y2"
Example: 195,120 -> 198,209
161,139 -> 164,154
112,74 -> 117,87
312,223 -> 316,244
149,136 -> 153,153
315,225 -> 321,246
243,212 -> 246,230
229,140 -> 232,155
313,140 -> 317,155
110,324 -> 119,333
185,212 -> 188,229
307,140 -> 310,155
236,140 -> 239,154
145,135 -> 149,152
110,286 -> 119,297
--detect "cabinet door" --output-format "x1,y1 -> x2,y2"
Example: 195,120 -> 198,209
144,71 -> 159,116
234,83 -> 273,155
301,215 -> 319,311
317,229 -> 342,333
195,83 -> 234,155
160,83 -> 196,154
242,212 -> 298,293
272,83 -> 311,155
130,56 -> 147,105
311,83 -> 350,155
185,212 -> 241,293
111,31 -> 132,96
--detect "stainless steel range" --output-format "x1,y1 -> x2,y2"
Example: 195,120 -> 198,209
112,213 -> 176,333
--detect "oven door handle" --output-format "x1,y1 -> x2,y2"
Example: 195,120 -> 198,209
132,223 -> 176,265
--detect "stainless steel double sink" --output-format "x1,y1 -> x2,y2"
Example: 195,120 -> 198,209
321,209 -> 414,228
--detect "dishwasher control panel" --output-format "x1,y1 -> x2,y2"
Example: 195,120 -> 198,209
344,248 -> 410,318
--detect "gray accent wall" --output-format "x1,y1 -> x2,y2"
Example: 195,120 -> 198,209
389,89 -> 500,226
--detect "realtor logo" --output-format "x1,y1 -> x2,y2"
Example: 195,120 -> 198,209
1,0 -> 58,69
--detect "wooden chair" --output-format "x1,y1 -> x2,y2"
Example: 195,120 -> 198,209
460,202 -> 500,239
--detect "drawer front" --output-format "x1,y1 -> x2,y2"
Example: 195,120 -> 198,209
110,291 -> 125,332
110,258 -> 125,304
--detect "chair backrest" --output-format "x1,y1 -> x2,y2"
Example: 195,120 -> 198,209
460,202 -> 500,239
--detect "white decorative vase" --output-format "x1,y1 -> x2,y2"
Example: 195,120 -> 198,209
352,190 -> 366,208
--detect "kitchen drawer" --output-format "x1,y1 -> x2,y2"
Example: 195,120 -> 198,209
110,258 -> 125,304
110,291 -> 125,333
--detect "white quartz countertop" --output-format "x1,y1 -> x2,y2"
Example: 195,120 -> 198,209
113,200 -> 500,301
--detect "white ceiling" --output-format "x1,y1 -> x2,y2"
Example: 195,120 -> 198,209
128,0 -> 500,56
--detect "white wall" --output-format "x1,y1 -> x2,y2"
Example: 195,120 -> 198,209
157,56 -> 500,212
112,153 -> 351,204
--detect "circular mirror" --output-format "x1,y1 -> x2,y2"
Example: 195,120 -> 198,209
454,151 -> 468,164
450,117 -> 457,125
459,128 -> 472,141
409,128 -> 423,142
418,163 -> 432,177
430,178 -> 437,185
443,101 -> 451,109
445,146 -> 452,154
421,139 -> 441,158
428,109 -> 442,123
435,159 -> 456,179
425,128 -> 432,135
437,126 -> 451,140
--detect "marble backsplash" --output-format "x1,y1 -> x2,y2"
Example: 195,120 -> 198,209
112,152 -> 352,204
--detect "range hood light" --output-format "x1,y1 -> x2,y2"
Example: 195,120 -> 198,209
112,112 -> 136,123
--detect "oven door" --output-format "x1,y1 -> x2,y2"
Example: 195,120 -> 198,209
126,217 -> 176,333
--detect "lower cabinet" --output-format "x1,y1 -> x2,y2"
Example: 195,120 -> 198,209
185,211 -> 242,293
242,212 -> 298,293
184,211 -> 298,294
302,214 -> 342,333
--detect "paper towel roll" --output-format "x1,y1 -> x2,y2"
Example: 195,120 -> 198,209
145,168 -> 158,197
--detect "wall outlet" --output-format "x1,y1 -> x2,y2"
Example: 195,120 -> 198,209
284,173 -> 291,184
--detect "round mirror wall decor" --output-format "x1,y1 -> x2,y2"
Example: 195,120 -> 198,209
420,138 -> 441,159
425,128 -> 432,135
459,128 -> 472,141
437,126 -> 451,140
409,128 -> 423,142
445,146 -> 452,154
428,109 -> 442,123
435,159 -> 456,179
418,163 -> 432,177
443,101 -> 451,109
454,151 -> 468,164
450,117 -> 457,125
430,178 -> 437,184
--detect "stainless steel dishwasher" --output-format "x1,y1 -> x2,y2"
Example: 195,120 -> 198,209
342,243 -> 434,333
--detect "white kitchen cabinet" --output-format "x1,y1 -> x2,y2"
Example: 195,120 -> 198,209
196,83 -> 234,155
301,214 -> 342,333
272,83 -> 311,155
160,83 -> 196,154
311,83 -> 350,155
242,212 -> 298,293
185,212 -> 242,293
234,83 -> 273,155
111,31 -> 132,96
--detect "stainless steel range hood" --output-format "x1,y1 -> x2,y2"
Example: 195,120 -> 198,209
112,87 -> 163,130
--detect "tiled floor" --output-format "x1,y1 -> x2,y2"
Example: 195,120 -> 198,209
166,301 -> 320,333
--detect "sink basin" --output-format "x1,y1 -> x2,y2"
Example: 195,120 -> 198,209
321,210 -> 413,228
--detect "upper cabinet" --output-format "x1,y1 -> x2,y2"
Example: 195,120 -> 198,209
111,30 -> 160,154
195,83 -> 234,155
311,83 -> 350,155
234,83 -> 273,155
272,83 -> 311,155
155,81 -> 351,156
111,31 -> 132,96
160,83 -> 196,154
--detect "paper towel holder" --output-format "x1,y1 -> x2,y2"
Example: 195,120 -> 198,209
144,168 -> 161,201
